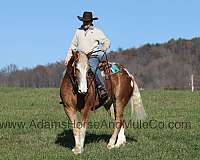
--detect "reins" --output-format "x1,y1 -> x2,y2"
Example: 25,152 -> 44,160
66,50 -> 102,94
66,50 -> 115,110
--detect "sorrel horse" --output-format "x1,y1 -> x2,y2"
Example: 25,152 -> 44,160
60,50 -> 146,154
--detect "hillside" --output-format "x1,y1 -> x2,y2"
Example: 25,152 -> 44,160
0,37 -> 200,89
109,37 -> 200,89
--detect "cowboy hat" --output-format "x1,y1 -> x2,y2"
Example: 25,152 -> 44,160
77,11 -> 98,21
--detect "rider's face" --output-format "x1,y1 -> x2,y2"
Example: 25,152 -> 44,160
82,20 -> 92,30
83,20 -> 92,26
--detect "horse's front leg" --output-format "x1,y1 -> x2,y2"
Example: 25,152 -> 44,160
79,108 -> 90,151
64,107 -> 82,154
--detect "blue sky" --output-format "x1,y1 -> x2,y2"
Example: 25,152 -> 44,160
0,0 -> 200,69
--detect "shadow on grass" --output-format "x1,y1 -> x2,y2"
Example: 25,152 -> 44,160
55,129 -> 137,149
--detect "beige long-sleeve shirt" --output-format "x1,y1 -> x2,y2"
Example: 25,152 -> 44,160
65,26 -> 110,63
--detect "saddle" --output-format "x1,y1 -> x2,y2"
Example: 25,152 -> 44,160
98,61 -> 121,79
87,60 -> 121,105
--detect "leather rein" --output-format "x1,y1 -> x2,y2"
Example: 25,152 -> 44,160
66,50 -> 102,93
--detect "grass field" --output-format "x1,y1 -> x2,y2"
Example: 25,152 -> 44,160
0,87 -> 199,160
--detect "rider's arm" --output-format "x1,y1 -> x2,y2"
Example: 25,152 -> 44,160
64,30 -> 78,65
96,29 -> 110,52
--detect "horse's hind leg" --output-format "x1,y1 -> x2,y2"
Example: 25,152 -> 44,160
105,103 -> 126,148
107,100 -> 126,149
114,125 -> 126,148
105,103 -> 115,120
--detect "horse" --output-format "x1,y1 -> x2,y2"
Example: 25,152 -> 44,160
60,50 -> 146,154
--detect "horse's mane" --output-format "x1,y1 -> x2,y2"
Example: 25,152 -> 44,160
67,56 -> 75,71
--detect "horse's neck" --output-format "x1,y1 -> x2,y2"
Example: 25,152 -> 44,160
66,64 -> 73,73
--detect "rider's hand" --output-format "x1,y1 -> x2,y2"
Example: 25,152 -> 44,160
101,46 -> 107,52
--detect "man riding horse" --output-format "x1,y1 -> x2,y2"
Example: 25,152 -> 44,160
61,11 -> 146,154
64,11 -> 110,100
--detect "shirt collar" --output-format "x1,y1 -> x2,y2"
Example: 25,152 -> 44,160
79,24 -> 95,31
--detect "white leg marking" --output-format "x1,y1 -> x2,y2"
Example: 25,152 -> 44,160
110,104 -> 115,120
80,127 -> 86,149
107,104 -> 116,149
72,128 -> 82,154
107,137 -> 116,149
115,126 -> 126,148
107,126 -> 121,149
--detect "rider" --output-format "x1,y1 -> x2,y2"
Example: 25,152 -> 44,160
64,11 -> 110,99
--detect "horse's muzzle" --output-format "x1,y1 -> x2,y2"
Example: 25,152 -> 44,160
78,90 -> 87,95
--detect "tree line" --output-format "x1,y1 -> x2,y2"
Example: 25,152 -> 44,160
0,37 -> 200,89
109,37 -> 200,89
0,62 -> 64,88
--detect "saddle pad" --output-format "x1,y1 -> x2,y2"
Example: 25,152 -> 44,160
110,63 -> 120,74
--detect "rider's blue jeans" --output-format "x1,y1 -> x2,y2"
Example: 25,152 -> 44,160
89,52 -> 106,89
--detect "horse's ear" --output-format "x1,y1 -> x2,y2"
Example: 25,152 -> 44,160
72,50 -> 79,62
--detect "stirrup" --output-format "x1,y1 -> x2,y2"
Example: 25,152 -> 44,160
98,86 -> 108,99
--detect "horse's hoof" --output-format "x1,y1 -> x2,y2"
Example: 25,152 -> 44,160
114,141 -> 127,148
74,150 -> 82,155
107,144 -> 114,149
72,147 -> 83,154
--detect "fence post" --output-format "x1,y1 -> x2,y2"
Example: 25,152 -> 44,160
191,74 -> 194,92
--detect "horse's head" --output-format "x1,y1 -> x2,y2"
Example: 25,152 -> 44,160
72,50 -> 90,94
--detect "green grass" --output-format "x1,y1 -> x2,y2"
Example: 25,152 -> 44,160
0,87 -> 199,160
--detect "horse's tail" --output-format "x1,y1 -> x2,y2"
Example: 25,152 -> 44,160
130,77 -> 147,121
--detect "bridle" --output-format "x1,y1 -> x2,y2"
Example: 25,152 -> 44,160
72,49 -> 102,77
66,49 -> 114,110
69,50 -> 102,93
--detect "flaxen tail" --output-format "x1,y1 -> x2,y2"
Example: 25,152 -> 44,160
130,78 -> 147,121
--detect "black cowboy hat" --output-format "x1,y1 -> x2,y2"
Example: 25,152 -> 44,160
77,11 -> 98,21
